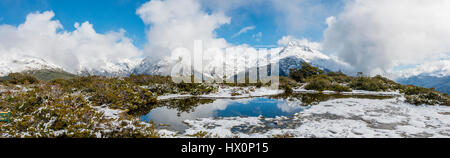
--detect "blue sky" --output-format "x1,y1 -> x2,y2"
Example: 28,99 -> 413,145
2,0 -> 448,77
0,0 -> 342,49
214,0 -> 343,47
0,0 -> 149,48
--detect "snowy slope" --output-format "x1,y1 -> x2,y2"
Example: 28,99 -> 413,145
0,54 -> 62,76
78,58 -> 141,77
133,57 -> 172,75
0,41 -> 352,78
275,41 -> 353,75
0,53 -> 141,77
134,41 -> 353,79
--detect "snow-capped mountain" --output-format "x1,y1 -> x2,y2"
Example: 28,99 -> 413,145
0,41 -> 353,79
396,60 -> 450,94
78,59 -> 141,77
0,54 -> 63,76
275,41 -> 353,75
0,54 -> 141,77
398,74 -> 450,94
134,41 -> 353,79
0,54 -> 142,77
133,57 -> 168,75
397,60 -> 450,78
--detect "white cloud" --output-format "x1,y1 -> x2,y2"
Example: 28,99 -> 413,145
398,60 -> 450,78
137,0 -> 231,60
325,16 -> 336,27
232,26 -> 256,38
0,11 -> 142,74
323,0 -> 450,75
136,0 -> 269,78
135,0 -> 352,78
135,0 -> 335,60
277,35 -> 322,50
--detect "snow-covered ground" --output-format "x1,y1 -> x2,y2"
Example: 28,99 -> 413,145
157,86 -> 284,100
180,97 -> 450,138
92,105 -> 124,120
3,84 -> 448,138
158,86 -> 401,101
293,88 -> 401,96
0,85 -> 32,93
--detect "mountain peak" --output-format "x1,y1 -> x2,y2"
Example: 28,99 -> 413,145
0,54 -> 62,76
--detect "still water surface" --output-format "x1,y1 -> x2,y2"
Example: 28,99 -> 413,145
140,94 -> 393,132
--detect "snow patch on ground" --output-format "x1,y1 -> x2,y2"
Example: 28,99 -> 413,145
92,105 -> 124,120
181,97 -> 450,138
157,86 -> 284,100
184,117 -> 265,138
293,88 -> 401,96
157,94 -> 193,100
154,84 -> 401,101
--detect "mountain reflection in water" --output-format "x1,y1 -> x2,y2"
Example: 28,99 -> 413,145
140,94 -> 393,132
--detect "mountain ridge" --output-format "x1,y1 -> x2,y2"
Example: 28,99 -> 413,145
0,43 -> 355,79
398,74 -> 450,94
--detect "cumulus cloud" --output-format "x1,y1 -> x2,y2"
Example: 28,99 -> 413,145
135,0 -> 340,60
0,11 -> 142,74
136,0 -> 272,79
232,25 -> 256,38
277,35 -> 322,50
136,0 -> 231,60
135,0 -> 352,78
323,0 -> 450,75
399,60 -> 450,78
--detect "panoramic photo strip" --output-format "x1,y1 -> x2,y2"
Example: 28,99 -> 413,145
1,0 -> 450,156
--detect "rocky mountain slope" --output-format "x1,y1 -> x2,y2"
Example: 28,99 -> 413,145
1,41 -> 352,80
134,42 -> 353,79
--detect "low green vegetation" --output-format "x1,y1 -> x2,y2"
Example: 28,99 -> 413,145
279,77 -> 299,94
4,73 -> 40,85
0,82 -> 160,138
87,78 -> 157,112
185,131 -> 218,138
0,73 -> 231,138
401,85 -> 450,105
126,74 -> 218,95
304,74 -> 351,92
289,62 -> 324,83
348,75 -> 401,92
154,98 -> 215,117
1,64 -> 449,138
287,63 -> 449,106
1,69 -> 76,84
288,63 -> 353,92
23,69 -> 77,81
